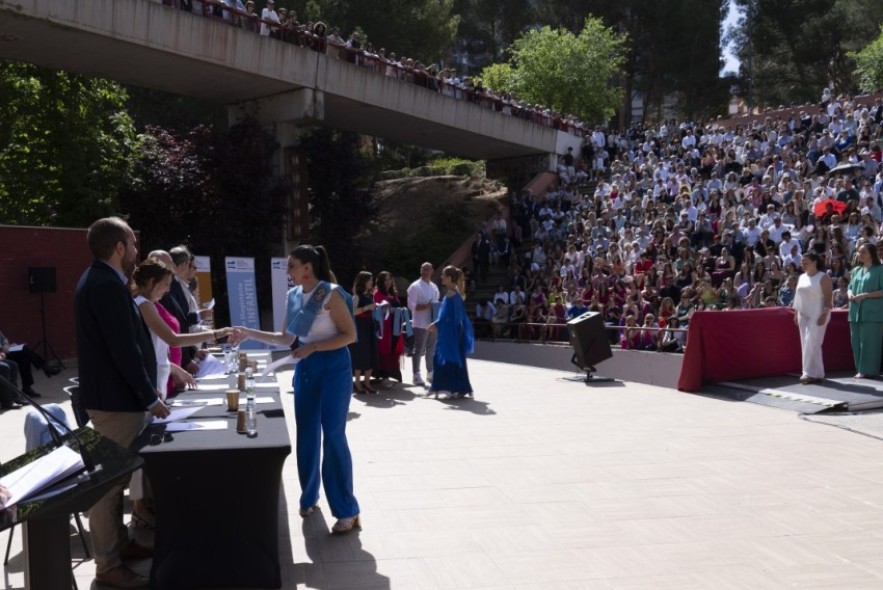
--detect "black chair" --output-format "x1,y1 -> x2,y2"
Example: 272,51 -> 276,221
4,400 -> 91,590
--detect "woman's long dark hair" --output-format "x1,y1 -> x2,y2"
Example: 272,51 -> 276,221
375,270 -> 397,297
803,251 -> 825,272
291,244 -> 336,283
352,271 -> 373,295
861,242 -> 882,266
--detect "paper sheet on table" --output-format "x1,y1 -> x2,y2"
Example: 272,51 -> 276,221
169,398 -> 225,407
8,344 -> 24,352
0,446 -> 84,508
165,420 -> 227,432
195,353 -> 227,378
149,406 -> 202,424
195,381 -> 278,392
197,373 -> 233,382
262,355 -> 298,377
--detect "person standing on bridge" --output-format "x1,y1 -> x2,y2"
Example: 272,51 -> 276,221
259,0 -> 279,37
849,243 -> 883,379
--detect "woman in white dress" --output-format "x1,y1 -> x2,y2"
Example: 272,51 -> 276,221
131,259 -> 229,399
792,252 -> 834,384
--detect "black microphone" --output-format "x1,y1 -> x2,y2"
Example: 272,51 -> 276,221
0,373 -> 98,474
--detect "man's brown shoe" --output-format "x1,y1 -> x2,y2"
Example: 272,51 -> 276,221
119,541 -> 153,561
95,565 -> 149,588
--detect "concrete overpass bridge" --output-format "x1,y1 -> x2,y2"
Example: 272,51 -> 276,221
0,0 -> 578,165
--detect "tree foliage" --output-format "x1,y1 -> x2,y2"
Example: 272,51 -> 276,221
733,0 -> 883,107
308,0 -> 459,64
297,127 -> 375,288
529,0 -> 727,120
120,118 -> 287,325
0,62 -> 138,227
451,0 -> 538,68
480,18 -> 626,123
852,25 -> 883,93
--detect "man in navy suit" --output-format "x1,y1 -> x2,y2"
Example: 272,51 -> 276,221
75,217 -> 170,589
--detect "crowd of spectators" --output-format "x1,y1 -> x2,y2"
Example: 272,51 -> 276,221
475,94 -> 883,353
150,0 -> 589,135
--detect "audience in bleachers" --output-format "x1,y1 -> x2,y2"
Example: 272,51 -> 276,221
488,96 -> 883,351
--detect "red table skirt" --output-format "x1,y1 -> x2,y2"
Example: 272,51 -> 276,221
677,308 -> 854,392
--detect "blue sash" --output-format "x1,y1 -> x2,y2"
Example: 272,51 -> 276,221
393,308 -> 413,337
286,281 -> 354,339
373,306 -> 386,340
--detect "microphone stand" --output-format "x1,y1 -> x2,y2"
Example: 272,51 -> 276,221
0,373 -> 99,475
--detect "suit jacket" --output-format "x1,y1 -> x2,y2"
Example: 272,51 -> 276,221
169,277 -> 199,329
74,261 -> 158,412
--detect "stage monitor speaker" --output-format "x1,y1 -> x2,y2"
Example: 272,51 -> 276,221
28,267 -> 57,294
568,311 -> 612,370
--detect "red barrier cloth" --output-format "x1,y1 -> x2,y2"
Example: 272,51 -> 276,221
677,308 -> 854,391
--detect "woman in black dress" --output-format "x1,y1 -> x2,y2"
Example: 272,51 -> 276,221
349,271 -> 378,393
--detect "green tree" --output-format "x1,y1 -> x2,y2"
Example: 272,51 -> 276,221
480,17 -> 626,123
478,63 -> 516,94
0,62 -> 138,227
452,0 -> 537,70
533,0 -> 727,121
310,0 -> 459,64
852,25 -> 883,92
120,119 -> 287,326
733,0 -> 883,107
298,127 -> 375,287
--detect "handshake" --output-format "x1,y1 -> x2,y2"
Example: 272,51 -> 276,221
225,327 -> 248,347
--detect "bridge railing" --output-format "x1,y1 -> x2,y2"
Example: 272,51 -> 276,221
178,0 -> 589,137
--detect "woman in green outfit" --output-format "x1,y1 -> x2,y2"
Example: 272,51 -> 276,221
848,243 -> 883,378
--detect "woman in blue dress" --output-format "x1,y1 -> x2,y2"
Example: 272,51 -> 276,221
427,266 -> 475,399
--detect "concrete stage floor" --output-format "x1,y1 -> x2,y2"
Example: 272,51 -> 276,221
4,359 -> 883,589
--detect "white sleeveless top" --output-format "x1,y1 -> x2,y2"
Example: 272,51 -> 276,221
299,286 -> 339,344
794,271 -> 824,318
135,295 -> 169,397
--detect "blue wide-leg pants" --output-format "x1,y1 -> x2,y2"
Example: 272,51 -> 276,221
293,347 -> 360,519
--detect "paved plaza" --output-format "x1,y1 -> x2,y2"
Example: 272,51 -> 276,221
4,358 -> 883,589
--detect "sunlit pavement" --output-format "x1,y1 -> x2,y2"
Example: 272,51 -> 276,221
4,359 -> 883,589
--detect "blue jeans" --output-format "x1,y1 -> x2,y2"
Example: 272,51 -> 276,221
293,347 -> 360,518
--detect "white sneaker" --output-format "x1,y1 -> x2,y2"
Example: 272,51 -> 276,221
413,374 -> 425,386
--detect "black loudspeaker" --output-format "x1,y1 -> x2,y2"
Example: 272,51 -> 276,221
568,311 -> 612,370
28,267 -> 57,294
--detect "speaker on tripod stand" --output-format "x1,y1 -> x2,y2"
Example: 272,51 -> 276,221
28,267 -> 65,370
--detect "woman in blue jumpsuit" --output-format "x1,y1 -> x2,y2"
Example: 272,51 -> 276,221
231,245 -> 361,534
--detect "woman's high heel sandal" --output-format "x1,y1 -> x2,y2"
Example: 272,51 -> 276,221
331,515 -> 361,535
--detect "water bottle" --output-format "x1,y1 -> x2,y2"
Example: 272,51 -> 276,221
245,393 -> 257,437
229,346 -> 241,374
245,367 -> 255,394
